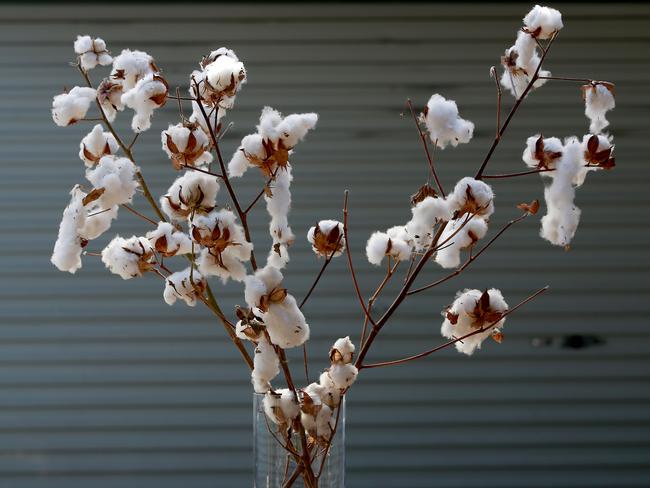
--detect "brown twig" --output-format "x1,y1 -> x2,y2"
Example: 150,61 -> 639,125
490,66 -> 502,138
180,164 -> 224,178
360,259 -> 400,348
482,168 -> 555,179
120,203 -> 159,226
406,99 -> 445,197
360,286 -> 549,369
407,212 -> 529,295
342,191 -> 377,328
244,168 -> 279,215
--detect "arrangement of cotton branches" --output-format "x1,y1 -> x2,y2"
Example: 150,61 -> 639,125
49,5 -> 615,487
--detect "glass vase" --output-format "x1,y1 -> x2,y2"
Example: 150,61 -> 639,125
253,393 -> 345,487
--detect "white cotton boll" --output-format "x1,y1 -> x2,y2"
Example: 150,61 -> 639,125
263,294 -> 310,348
79,203 -> 118,240
265,168 -> 293,223
146,222 -> 192,257
330,337 -> 355,364
203,50 -> 246,103
51,187 -> 87,273
307,219 -> 345,258
51,87 -> 96,126
523,5 -> 563,39
266,244 -> 291,270
540,139 -> 583,247
275,112 -> 318,148
252,340 -> 279,394
85,155 -> 138,207
244,275 -> 268,310
74,35 -> 112,71
435,216 -> 488,269
257,106 -> 284,141
197,248 -> 248,284
101,235 -> 154,280
163,267 -> 205,307
303,382 -> 326,406
121,74 -> 168,133
111,49 -> 158,91
423,94 -> 474,149
203,47 -> 240,65
577,133 -> 613,185
161,123 -> 212,169
365,231 -> 411,265
447,177 -> 495,219
188,100 -> 225,136
316,404 -> 335,440
160,171 -> 219,221
191,209 -> 251,260
513,30 -> 536,68
315,373 -> 341,409
79,124 -> 119,168
263,389 -> 300,426
522,134 -> 563,172
405,196 -> 452,250
328,363 -> 358,390
228,133 -> 266,177
441,288 -> 508,355
584,83 -> 616,134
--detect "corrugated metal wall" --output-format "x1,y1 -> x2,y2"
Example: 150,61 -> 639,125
1,3 -> 649,487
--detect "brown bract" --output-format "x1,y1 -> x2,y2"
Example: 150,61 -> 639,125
167,273 -> 206,302
468,290 -> 505,329
149,74 -> 169,107
121,240 -> 156,275
457,185 -> 489,217
81,187 -> 105,206
191,221 -> 240,268
581,81 -> 616,101
82,141 -> 113,166
410,183 -> 438,206
501,49 -> 528,76
97,79 -> 122,110
584,135 -> 615,170
243,139 -> 291,177
151,234 -> 182,258
164,184 -> 214,219
165,127 -> 208,170
235,307 -> 265,340
311,223 -> 343,257
533,135 -> 562,170
257,286 -> 287,313
517,199 -> 540,215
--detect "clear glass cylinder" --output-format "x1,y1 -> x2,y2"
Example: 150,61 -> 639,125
253,393 -> 345,488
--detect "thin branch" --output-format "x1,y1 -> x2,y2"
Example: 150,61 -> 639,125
360,259 -> 400,348
361,286 -> 549,369
408,212 -> 529,295
120,204 -> 159,226
406,99 -> 445,197
490,66 -> 502,138
482,168 -> 555,179
342,190 -> 377,328
244,168 -> 278,215
475,32 -> 558,180
180,164 -> 224,178
537,75 -> 596,83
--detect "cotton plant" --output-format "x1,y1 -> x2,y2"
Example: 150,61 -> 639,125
48,6 -> 615,486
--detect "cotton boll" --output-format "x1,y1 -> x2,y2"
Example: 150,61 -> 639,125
251,339 -> 279,394
307,219 -> 345,258
191,209 -> 251,260
79,124 -> 119,167
188,100 -> 225,137
275,112 -> 318,148
447,177 -> 495,219
244,265 -> 284,311
578,133 -> 614,184
422,94 -> 474,149
85,155 -> 138,207
540,139 -> 583,247
435,216 -> 488,269
97,79 -> 124,122
197,247 -> 248,284
121,74 -> 168,132
365,231 -> 411,265
202,49 -> 246,108
74,35 -> 112,71
523,5 -> 563,39
101,235 -> 155,280
161,123 -> 212,170
500,31 -> 551,98
163,267 -> 206,307
265,166 -> 293,224
160,171 -> 219,221
330,336 -> 355,364
78,203 -> 118,240
315,404 -> 335,440
244,276 -> 268,310
405,196 -> 452,251
583,83 -> 616,135
111,49 -> 158,91
263,294 -> 310,348
228,134 -> 265,177
257,106 -> 283,141
51,187 -> 87,273
328,363 -> 358,390
522,134 -> 563,171
51,87 -> 97,126
263,389 -> 300,426
146,222 -> 192,258
441,288 -> 509,355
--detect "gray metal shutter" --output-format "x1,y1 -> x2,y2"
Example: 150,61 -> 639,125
1,3 -> 648,487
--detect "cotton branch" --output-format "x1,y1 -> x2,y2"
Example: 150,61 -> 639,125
406,99 -> 445,197
475,32 -> 558,180
360,286 -> 549,369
